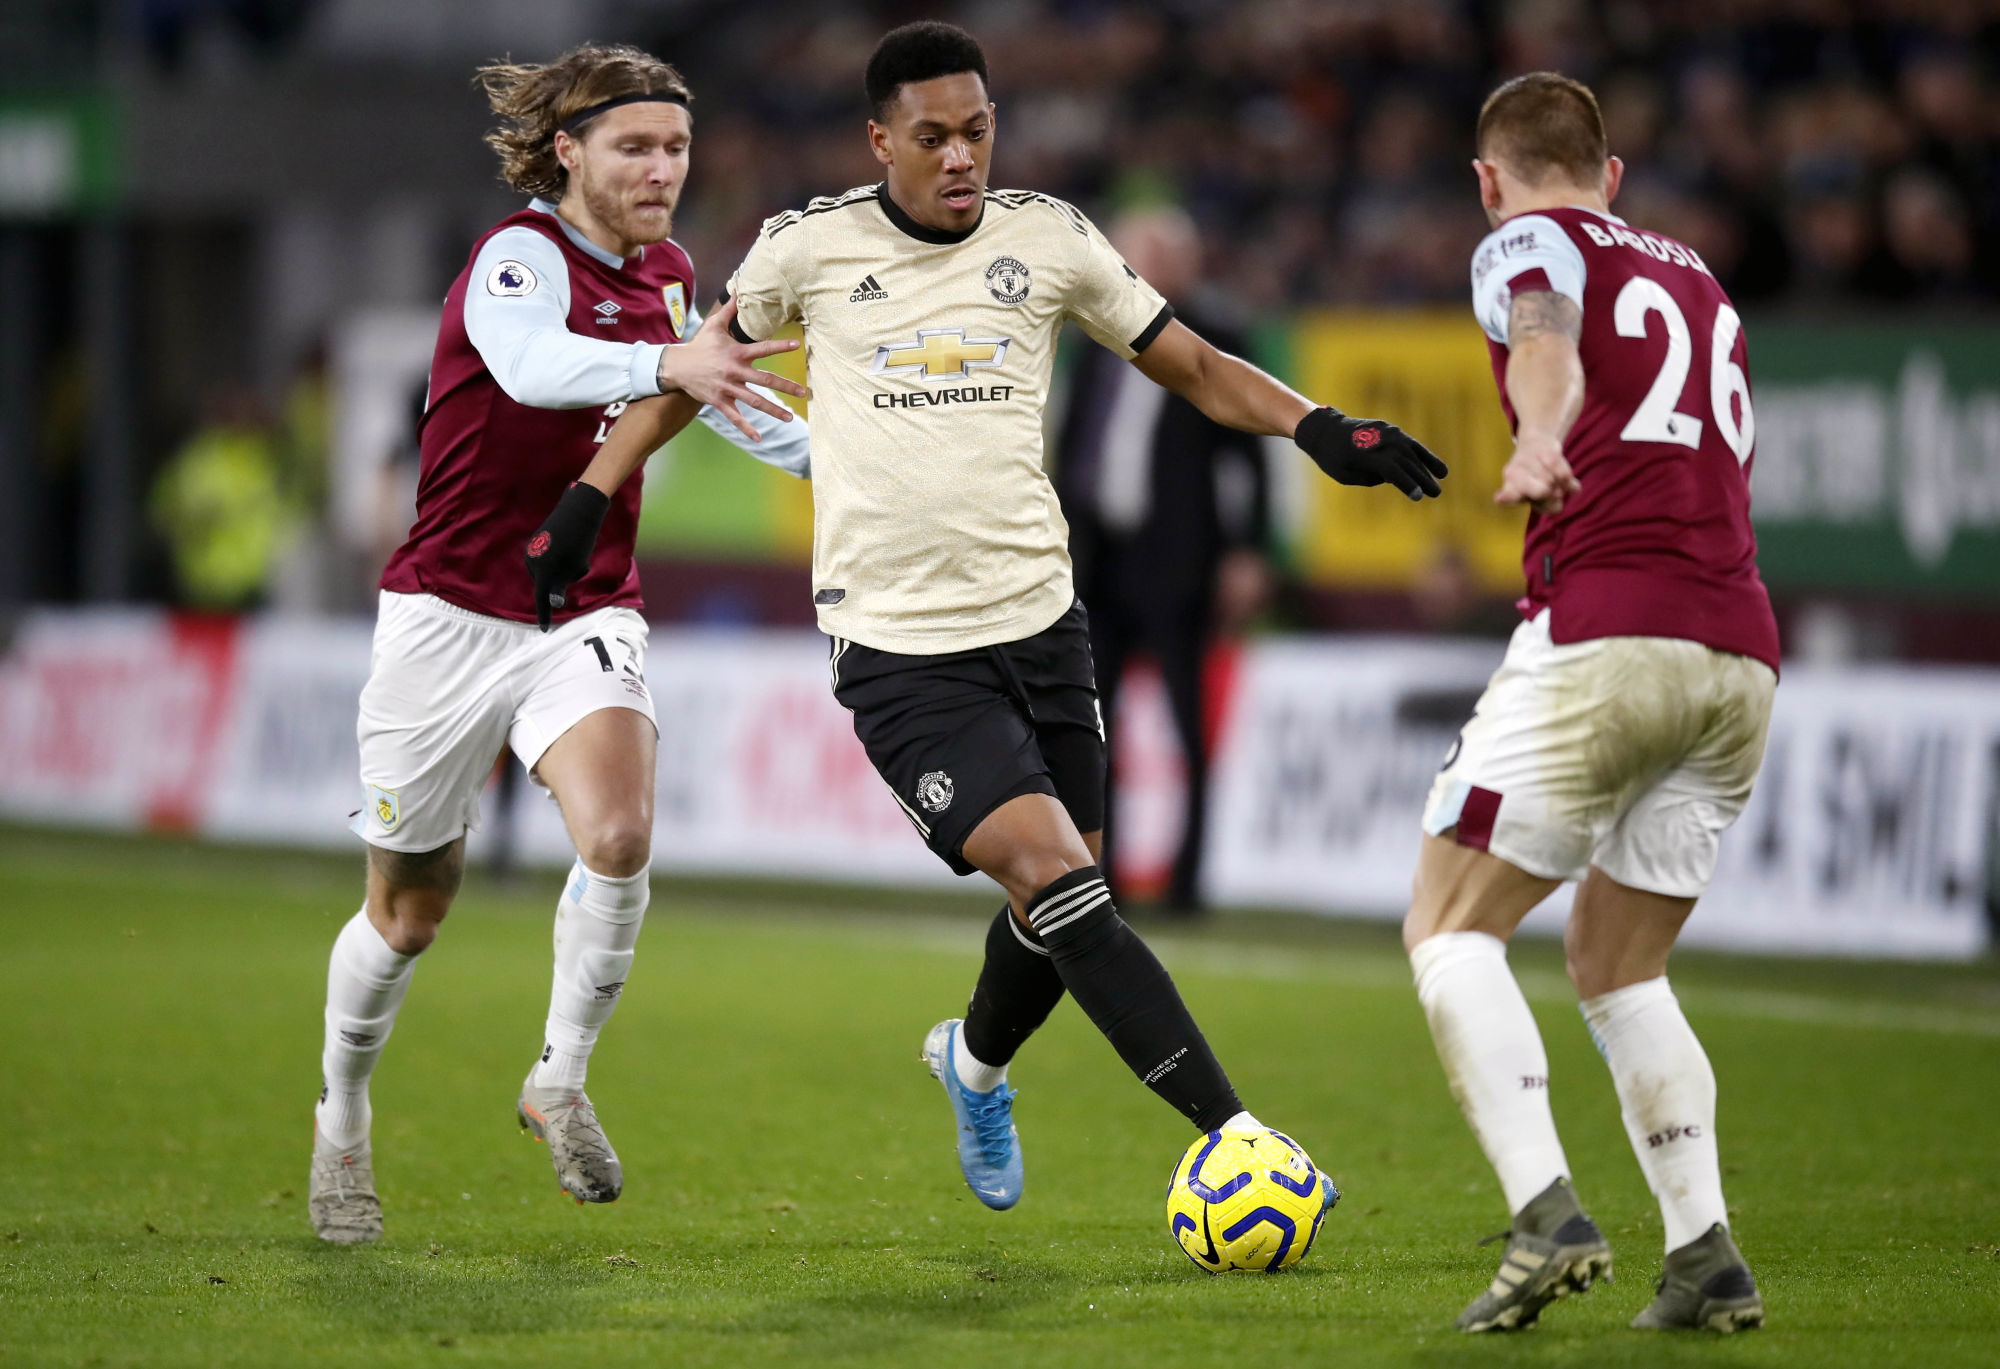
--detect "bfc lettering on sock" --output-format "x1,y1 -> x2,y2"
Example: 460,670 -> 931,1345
1581,976 -> 1727,1253
1410,931 -> 1571,1217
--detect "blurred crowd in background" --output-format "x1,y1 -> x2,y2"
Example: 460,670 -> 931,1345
1,0 -> 1996,618
58,0 -> 2000,311
651,0 -> 2000,314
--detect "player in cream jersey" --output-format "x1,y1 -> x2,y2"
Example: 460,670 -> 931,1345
590,21 -> 1448,1216
721,179 -> 1169,652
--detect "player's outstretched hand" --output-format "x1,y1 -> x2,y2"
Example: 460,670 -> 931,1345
1494,433 -> 1580,517
525,480 -> 610,631
658,297 -> 808,442
1294,406 -> 1449,502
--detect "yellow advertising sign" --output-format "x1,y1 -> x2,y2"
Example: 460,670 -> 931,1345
1291,311 -> 1526,592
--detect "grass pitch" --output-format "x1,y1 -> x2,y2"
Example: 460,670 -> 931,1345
3,826 -> 1998,1368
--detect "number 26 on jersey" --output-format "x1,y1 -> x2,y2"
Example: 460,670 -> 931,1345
1614,279 -> 1754,464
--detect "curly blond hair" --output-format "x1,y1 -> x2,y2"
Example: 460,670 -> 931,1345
477,44 -> 692,200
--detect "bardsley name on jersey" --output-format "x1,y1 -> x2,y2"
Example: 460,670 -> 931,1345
724,182 -> 1172,655
1572,218 -> 1714,273
1475,216 -> 1714,297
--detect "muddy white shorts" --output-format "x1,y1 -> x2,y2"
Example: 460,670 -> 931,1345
1421,610 -> 1775,898
352,591 -> 655,853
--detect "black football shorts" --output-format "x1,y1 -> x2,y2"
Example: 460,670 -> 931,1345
829,600 -> 1107,876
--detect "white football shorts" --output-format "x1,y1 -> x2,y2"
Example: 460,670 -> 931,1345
1421,610 -> 1775,898
352,591 -> 655,853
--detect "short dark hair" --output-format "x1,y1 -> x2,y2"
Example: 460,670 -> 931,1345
1476,72 -> 1608,187
865,21 -> 987,120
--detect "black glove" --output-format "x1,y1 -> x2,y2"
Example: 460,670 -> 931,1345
1295,406 -> 1449,501
525,481 -> 610,631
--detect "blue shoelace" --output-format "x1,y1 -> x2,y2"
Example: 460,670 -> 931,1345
962,1083 -> 1017,1165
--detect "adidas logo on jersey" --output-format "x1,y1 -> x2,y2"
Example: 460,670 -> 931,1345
849,274 -> 889,302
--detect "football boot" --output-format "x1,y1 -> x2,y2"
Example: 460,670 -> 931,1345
1631,1223 -> 1765,1332
1456,1176 -> 1613,1332
518,1071 -> 623,1203
308,1125 -> 383,1245
921,1019 -> 1023,1210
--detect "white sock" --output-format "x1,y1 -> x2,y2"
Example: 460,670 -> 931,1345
1411,931 -> 1571,1215
316,908 -> 418,1151
532,861 -> 649,1091
952,1020 -> 1008,1093
1582,976 -> 1727,1253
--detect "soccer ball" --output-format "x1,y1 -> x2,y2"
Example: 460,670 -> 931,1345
1167,1128 -> 1335,1274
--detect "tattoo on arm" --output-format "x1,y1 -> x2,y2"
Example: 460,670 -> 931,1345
1508,290 -> 1582,344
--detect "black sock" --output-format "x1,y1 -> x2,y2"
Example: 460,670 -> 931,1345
962,905 -> 1067,1068
1024,866 -> 1243,1130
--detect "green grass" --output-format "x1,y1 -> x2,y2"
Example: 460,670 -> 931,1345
3,827 -> 1998,1368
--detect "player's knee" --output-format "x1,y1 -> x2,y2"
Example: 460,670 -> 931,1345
1402,904 -> 1442,954
1563,923 -> 1616,1000
365,840 -> 463,953
1566,945 -> 1645,1001
377,904 -> 444,956
366,889 -> 450,955
577,819 -> 652,879
1566,956 -> 1621,1002
986,850 -> 1086,912
1403,873 -> 1462,952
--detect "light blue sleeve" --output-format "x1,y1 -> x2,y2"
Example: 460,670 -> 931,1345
1469,214 -> 1588,345
462,227 -> 666,409
683,302 -> 811,480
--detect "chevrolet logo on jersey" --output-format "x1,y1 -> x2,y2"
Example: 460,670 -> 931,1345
872,328 -> 1011,380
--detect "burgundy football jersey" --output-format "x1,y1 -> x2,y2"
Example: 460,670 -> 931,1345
381,208 -> 693,624
1471,206 -> 1779,671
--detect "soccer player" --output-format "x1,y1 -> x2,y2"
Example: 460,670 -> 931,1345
308,44 -> 812,1245
588,21 -> 1446,1214
1405,73 -> 1777,1332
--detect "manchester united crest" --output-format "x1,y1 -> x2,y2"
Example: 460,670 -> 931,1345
985,256 -> 1031,305
916,770 -> 956,813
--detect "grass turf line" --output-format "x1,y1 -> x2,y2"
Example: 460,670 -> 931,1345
2,827 -> 1997,1368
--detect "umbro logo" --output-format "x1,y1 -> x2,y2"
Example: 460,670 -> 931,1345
849,273 -> 889,303
593,300 -> 621,325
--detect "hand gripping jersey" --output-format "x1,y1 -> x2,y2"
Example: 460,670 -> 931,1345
381,202 -> 694,624
725,184 -> 1173,654
1470,207 -> 1780,671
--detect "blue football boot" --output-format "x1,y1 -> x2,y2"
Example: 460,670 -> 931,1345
921,1019 -> 1023,1210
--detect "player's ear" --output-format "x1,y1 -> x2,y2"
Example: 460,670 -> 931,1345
1473,159 -> 1502,214
554,129 -> 581,177
1603,156 -> 1625,205
867,119 -> 893,168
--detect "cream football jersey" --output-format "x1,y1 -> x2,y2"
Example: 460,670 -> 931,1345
725,183 -> 1172,653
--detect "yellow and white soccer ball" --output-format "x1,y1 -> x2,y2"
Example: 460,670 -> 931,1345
1167,1128 -> 1335,1274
